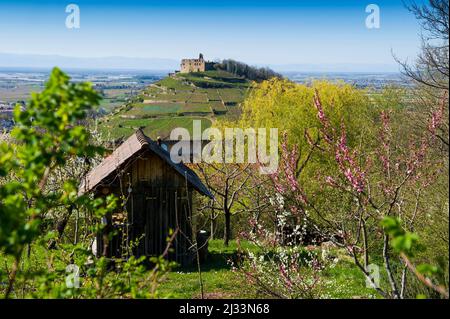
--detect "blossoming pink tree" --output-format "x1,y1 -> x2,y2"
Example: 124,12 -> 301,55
237,131 -> 327,298
310,90 -> 447,298
239,90 -> 447,299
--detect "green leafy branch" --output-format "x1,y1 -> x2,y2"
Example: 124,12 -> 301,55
381,216 -> 449,298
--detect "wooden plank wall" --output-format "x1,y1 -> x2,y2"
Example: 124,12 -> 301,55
108,150 -> 195,266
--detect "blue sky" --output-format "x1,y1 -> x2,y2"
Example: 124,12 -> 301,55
0,0 -> 424,70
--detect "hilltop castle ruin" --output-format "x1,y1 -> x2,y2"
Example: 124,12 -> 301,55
180,53 -> 213,73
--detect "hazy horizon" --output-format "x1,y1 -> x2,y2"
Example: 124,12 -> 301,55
0,52 -> 403,73
0,0 -> 423,72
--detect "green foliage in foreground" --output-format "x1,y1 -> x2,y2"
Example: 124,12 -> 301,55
0,68 -> 173,299
0,68 -> 119,298
382,217 -> 448,298
0,68 -> 106,258
0,242 -> 174,299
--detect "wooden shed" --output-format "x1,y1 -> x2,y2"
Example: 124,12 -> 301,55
79,129 -> 213,266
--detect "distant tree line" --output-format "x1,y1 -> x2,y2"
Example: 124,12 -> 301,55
214,59 -> 282,82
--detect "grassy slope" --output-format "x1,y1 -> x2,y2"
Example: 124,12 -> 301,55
101,117 -> 212,140
98,71 -> 250,140
158,240 -> 378,299
158,240 -> 255,299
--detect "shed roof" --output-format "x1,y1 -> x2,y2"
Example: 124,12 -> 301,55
78,129 -> 213,198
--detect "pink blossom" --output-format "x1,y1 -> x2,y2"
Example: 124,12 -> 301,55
268,131 -> 307,204
428,93 -> 446,136
325,176 -> 337,187
279,264 -> 293,289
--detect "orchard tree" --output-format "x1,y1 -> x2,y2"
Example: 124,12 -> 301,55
238,90 -> 448,299
195,162 -> 252,246
311,90 -> 447,298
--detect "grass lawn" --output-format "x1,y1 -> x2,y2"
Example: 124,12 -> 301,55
320,260 -> 380,299
158,240 -> 258,299
158,240 -> 379,299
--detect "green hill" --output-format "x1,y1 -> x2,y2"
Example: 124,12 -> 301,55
98,70 -> 250,140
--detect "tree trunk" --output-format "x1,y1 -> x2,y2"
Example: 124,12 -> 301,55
210,211 -> 215,240
74,209 -> 79,245
224,209 -> 231,247
362,220 -> 369,270
5,256 -> 20,299
383,233 -> 400,298
47,206 -> 74,249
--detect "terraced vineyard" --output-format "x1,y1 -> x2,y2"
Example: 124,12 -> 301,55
99,71 -> 251,140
